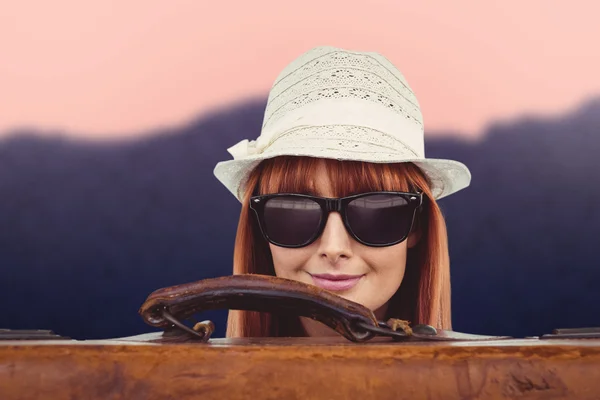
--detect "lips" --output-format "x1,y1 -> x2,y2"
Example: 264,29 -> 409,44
310,273 -> 364,292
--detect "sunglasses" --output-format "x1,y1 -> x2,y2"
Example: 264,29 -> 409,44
249,191 -> 423,248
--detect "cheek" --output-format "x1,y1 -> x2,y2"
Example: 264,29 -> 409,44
269,244 -> 312,279
365,244 -> 407,274
356,244 -> 408,311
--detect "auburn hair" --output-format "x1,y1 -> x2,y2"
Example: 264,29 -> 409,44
226,156 -> 452,337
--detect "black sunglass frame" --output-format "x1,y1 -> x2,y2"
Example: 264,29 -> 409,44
249,191 -> 424,248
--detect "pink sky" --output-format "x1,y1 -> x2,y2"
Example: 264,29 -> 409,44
1,1 -> 599,140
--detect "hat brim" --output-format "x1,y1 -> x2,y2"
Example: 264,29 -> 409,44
213,150 -> 471,203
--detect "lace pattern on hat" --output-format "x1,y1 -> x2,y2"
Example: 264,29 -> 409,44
263,51 -> 423,130
265,85 -> 423,134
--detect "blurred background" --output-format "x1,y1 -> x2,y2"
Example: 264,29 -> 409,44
1,1 -> 599,340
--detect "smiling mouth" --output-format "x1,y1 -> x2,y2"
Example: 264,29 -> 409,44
309,273 -> 365,292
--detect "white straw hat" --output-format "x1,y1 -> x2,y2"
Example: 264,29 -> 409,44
213,45 -> 471,202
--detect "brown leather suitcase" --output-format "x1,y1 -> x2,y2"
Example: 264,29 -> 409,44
2,275 -> 600,399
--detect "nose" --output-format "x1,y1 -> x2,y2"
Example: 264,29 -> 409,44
317,211 -> 353,265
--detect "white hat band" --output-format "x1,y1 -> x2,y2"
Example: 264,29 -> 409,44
258,98 -> 424,158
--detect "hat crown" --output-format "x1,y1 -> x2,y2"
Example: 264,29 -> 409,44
260,46 -> 424,152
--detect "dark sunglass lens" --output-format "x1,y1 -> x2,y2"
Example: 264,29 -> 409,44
263,196 -> 322,246
347,194 -> 413,245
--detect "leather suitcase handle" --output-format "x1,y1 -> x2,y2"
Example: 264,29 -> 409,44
139,274 -> 380,342
139,274 -> 511,343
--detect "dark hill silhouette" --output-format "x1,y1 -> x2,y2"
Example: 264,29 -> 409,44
1,96 -> 599,339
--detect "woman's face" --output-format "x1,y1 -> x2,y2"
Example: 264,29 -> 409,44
268,160 -> 420,333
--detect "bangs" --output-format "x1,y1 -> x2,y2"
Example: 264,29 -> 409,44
254,156 -> 428,197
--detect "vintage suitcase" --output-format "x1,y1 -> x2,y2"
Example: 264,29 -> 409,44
1,274 -> 600,399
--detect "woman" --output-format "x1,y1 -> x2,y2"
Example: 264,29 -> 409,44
213,46 -> 471,338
